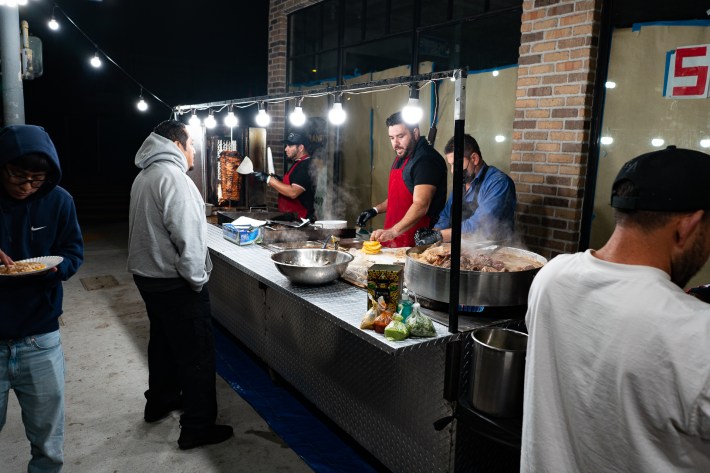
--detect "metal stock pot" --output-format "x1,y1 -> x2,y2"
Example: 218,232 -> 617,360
404,245 -> 547,307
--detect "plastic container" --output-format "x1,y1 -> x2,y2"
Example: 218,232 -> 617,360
397,288 -> 413,322
469,327 -> 528,418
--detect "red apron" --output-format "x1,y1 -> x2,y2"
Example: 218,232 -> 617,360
383,155 -> 430,248
277,156 -> 310,219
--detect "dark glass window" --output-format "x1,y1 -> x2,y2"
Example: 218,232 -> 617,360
365,0 -> 387,40
420,0 -> 449,27
453,0 -> 485,19
343,34 -> 411,77
389,0 -> 415,34
344,0 -> 364,45
419,9 -> 522,72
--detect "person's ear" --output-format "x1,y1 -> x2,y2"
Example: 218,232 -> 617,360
174,140 -> 185,151
470,152 -> 481,166
675,210 -> 704,248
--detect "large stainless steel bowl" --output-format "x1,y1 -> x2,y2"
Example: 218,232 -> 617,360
271,248 -> 354,285
405,245 -> 547,306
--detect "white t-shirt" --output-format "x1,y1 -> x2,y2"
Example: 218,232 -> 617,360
522,250 -> 710,472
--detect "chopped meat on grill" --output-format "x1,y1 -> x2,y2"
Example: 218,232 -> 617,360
410,242 -> 543,272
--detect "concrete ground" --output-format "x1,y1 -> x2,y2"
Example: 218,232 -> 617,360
0,223 -> 312,473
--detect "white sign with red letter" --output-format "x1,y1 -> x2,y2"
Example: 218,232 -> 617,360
664,44 -> 710,99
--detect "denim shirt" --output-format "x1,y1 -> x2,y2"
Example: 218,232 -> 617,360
434,164 -> 517,241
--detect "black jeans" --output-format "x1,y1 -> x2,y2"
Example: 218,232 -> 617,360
137,284 -> 217,430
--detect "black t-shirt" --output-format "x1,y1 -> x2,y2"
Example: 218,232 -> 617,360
287,157 -> 317,220
391,137 -> 447,225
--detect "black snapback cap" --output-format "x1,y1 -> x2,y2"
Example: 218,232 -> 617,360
611,145 -> 710,211
283,132 -> 309,147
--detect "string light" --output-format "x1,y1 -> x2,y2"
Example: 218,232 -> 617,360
224,107 -> 238,128
136,88 -> 148,112
90,51 -> 102,68
189,110 -> 201,127
255,103 -> 271,127
401,84 -> 423,125
204,111 -> 217,129
289,98 -> 306,127
328,95 -> 346,126
48,6 -> 59,30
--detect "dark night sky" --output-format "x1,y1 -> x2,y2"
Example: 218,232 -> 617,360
16,0 -> 269,219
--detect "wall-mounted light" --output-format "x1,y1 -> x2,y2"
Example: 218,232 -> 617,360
136,89 -> 148,112
600,136 -> 613,145
224,107 -> 238,128
188,109 -> 201,127
651,138 -> 665,147
204,110 -> 217,129
90,51 -> 102,68
494,135 -> 506,143
605,81 -> 617,89
401,84 -> 423,125
700,139 -> 710,148
492,70 -> 500,77
255,102 -> 271,127
289,98 -> 306,127
328,95 -> 346,126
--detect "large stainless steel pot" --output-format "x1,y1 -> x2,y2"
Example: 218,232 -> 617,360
405,245 -> 547,306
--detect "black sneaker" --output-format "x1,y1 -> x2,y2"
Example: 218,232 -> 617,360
178,424 -> 234,450
144,397 -> 183,423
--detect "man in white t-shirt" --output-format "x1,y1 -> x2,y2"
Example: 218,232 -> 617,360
522,146 -> 710,472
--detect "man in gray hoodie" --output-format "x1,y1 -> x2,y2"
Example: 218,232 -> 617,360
127,120 -> 232,450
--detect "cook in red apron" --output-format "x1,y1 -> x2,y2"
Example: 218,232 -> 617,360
382,155 -> 430,247
277,156 -> 310,220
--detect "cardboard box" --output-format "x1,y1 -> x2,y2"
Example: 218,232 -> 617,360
367,264 -> 403,313
222,224 -> 262,246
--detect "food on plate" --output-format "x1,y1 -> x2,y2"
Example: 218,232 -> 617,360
361,240 -> 382,255
410,242 -> 543,272
0,261 -> 47,275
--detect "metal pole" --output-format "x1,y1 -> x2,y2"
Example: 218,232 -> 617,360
0,5 -> 25,125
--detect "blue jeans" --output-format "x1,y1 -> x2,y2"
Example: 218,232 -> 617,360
0,330 -> 65,473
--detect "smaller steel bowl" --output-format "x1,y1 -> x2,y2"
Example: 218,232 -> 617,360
271,248 -> 354,285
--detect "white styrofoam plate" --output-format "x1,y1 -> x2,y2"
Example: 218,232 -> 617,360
0,256 -> 63,277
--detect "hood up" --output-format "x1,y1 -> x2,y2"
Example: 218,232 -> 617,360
0,125 -> 61,200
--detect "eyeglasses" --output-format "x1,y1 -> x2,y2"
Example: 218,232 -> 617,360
3,167 -> 49,188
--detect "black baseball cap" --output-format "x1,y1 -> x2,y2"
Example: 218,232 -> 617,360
611,145 -> 710,211
283,132 -> 309,147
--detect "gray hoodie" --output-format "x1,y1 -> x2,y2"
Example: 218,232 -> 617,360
127,132 -> 212,291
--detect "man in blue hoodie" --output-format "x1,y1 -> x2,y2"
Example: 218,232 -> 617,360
128,120 -> 232,450
0,125 -> 84,472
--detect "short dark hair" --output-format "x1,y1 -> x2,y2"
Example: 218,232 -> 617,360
154,120 -> 188,148
10,153 -> 51,172
613,179 -> 675,230
385,112 -> 418,132
444,134 -> 482,160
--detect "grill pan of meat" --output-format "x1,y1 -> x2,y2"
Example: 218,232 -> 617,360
405,242 -> 546,307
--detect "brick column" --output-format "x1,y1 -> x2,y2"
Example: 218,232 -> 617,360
511,0 -> 602,259
266,0 -> 320,209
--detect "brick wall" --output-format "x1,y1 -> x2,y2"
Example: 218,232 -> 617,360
266,0 -> 320,209
511,0 -> 602,259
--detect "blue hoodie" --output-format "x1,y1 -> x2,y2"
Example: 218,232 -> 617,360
0,125 -> 84,339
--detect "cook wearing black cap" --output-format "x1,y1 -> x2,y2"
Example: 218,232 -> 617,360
521,146 -> 710,472
253,131 -> 317,221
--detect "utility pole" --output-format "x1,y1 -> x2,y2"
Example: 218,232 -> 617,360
0,5 -> 25,125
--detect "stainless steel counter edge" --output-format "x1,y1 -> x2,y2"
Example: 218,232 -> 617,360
207,224 -> 460,354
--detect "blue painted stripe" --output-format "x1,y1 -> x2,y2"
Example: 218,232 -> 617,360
214,325 -> 379,473
663,49 -> 675,97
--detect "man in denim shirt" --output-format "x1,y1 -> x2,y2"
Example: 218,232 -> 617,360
415,134 -> 516,245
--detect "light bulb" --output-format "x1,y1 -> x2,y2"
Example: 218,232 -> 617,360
401,98 -> 423,125
492,70 -> 500,77
224,111 -> 238,128
48,18 -> 59,30
494,135 -> 506,143
189,113 -> 201,127
18,0 -> 28,5
651,138 -> 665,147
255,108 -> 271,127
600,136 -> 613,145
136,98 -> 148,112
605,81 -> 617,89
328,102 -> 346,126
701,139 -> 710,148
289,106 -> 306,127
204,114 -> 217,129
90,53 -> 102,68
